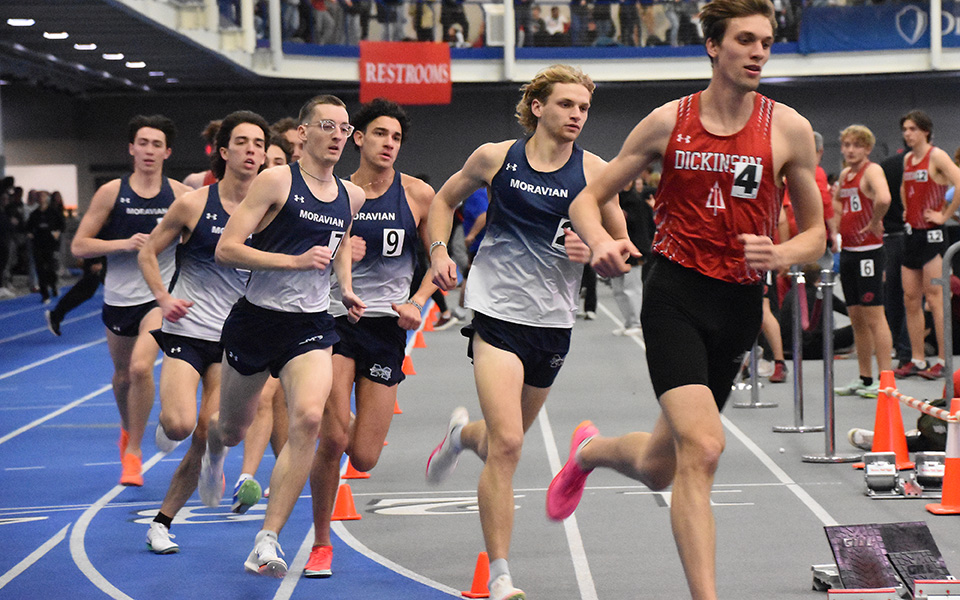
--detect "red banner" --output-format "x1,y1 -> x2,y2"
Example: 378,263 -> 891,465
359,41 -> 452,105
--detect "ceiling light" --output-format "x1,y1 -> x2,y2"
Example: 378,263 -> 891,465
102,53 -> 124,60
74,43 -> 97,51
165,77 -> 179,84
43,31 -> 69,40
7,18 -> 36,27
148,71 -> 164,77
125,61 -> 146,69
74,63 -> 88,72
12,43 -> 26,51
46,54 -> 59,62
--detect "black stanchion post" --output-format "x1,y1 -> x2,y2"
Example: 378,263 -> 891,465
803,269 -> 859,463
774,266 -> 823,433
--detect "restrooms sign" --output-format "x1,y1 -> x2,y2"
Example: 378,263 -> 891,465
358,41 -> 452,105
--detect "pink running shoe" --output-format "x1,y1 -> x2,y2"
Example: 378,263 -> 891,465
546,420 -> 598,521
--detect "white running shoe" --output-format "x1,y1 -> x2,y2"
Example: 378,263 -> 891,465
155,422 -> 180,454
198,447 -> 227,508
244,532 -> 287,577
425,406 -> 469,484
489,574 -> 526,600
847,428 -> 874,452
146,522 -> 179,554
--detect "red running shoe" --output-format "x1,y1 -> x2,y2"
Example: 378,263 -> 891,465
304,545 -> 333,578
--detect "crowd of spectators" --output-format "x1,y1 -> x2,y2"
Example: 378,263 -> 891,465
218,0 -> 802,48
0,177 -> 74,302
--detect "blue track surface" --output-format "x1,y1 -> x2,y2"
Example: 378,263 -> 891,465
0,291 -> 457,599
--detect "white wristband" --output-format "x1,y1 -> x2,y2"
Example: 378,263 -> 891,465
430,240 -> 447,254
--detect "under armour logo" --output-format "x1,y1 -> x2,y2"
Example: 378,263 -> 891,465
549,354 -> 565,369
205,213 -> 218,220
370,363 -> 392,381
299,334 -> 324,345
119,197 -> 131,204
294,195 -> 305,203
228,351 -> 237,360
676,134 -> 691,144
505,163 -> 518,171
112,325 -> 122,332
170,347 -> 181,353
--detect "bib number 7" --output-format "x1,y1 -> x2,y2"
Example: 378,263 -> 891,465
329,231 -> 345,256
553,218 -> 572,252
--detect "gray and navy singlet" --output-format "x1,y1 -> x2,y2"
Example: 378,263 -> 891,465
162,183 -> 250,342
465,139 -> 587,328
99,175 -> 176,306
331,171 -> 418,318
244,163 -> 352,313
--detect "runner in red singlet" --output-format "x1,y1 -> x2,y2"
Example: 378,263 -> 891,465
893,110 -> 960,380
544,1 -> 825,598
832,125 -> 892,399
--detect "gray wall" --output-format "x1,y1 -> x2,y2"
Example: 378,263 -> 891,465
4,73 -> 960,210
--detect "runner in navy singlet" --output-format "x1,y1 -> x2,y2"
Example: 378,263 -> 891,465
304,99 -> 437,579
547,2 -> 826,599
424,65 -> 626,600
199,95 -> 367,578
71,115 -> 192,487
137,111 -> 270,553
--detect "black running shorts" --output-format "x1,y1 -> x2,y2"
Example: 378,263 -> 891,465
221,297 -> 338,378
839,247 -> 885,307
334,316 -> 406,387
150,329 -> 223,376
464,312 -> 571,389
903,226 -> 946,270
102,300 -> 159,337
640,254 -> 763,410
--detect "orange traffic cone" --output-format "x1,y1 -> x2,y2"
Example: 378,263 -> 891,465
331,483 -> 362,521
927,398 -> 960,515
414,330 -> 427,348
461,552 -> 490,598
393,399 -> 403,414
402,355 -> 416,376
854,370 -> 913,470
342,458 -> 370,480
424,304 -> 440,332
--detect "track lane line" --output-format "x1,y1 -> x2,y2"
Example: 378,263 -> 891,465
0,524 -> 70,590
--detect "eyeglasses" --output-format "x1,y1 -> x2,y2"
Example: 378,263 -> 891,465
304,120 -> 355,136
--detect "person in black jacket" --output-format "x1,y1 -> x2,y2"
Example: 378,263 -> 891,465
26,190 -> 65,303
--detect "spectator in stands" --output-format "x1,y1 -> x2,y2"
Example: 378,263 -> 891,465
544,6 -> 570,45
619,0 -> 640,46
516,0 -> 533,46
441,0 -> 469,42
569,0 -> 590,45
342,0 -> 369,44
525,5 -> 548,46
312,0 -> 337,44
377,0 -> 405,40
412,0 -> 436,40
26,190 -> 65,304
592,0 -> 616,41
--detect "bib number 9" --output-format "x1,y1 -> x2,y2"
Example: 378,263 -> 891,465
383,228 -> 404,257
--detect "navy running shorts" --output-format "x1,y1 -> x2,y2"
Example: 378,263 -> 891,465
839,247 -> 885,307
640,254 -> 763,410
903,226 -> 946,270
102,300 -> 159,337
334,316 -> 406,387
150,329 -> 223,376
463,311 -> 571,389
221,297 -> 338,378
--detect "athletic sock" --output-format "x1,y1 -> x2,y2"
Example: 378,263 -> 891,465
860,376 -> 873,387
913,359 -> 927,369
256,529 -> 279,544
488,558 -> 510,585
153,511 -> 173,530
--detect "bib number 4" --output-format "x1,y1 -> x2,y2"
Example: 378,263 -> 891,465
731,161 -> 763,200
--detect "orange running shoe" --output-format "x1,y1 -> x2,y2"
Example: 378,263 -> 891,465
120,453 -> 143,486
303,545 -> 333,578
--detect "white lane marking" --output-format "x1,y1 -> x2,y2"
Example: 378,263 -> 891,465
274,525 -> 317,600
0,304 -> 51,321
0,523 -> 69,590
69,452 -> 166,600
721,415 -> 838,526
0,311 -> 99,344
0,384 -> 112,446
5,466 -> 45,471
539,409 -> 598,600
0,338 -> 106,380
596,301 -> 646,351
